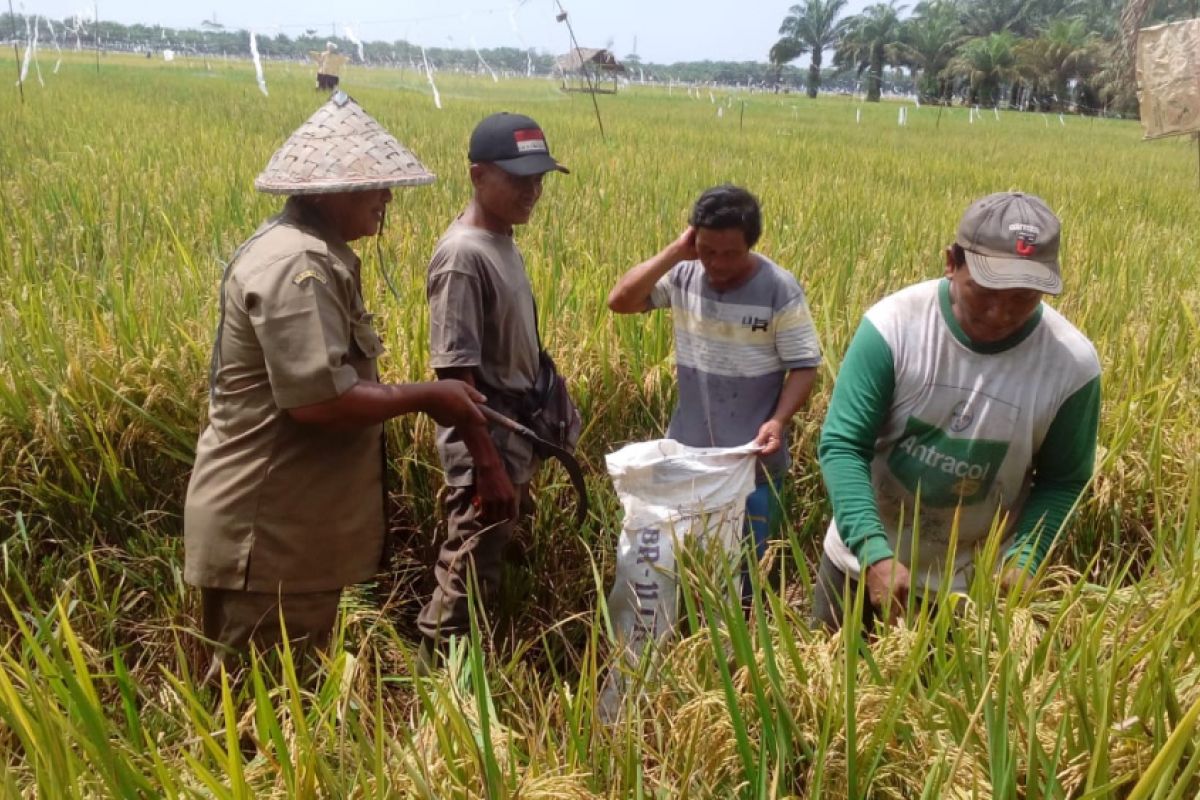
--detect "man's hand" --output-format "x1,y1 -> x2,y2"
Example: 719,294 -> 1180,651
608,226 -> 699,314
421,380 -> 487,428
753,419 -> 785,455
668,226 -> 699,262
473,461 -> 518,523
998,566 -> 1029,593
864,558 -> 911,625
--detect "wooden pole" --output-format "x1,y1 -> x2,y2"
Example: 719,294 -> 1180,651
554,1 -> 605,141
8,0 -> 22,103
739,100 -> 745,131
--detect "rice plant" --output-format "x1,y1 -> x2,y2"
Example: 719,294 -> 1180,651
1,52 -> 1198,796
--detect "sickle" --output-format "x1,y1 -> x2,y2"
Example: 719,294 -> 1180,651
477,404 -> 589,524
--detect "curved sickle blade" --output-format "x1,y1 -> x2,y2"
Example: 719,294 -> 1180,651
477,405 -> 589,524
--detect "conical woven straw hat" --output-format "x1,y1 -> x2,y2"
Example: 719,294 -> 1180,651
255,92 -> 435,195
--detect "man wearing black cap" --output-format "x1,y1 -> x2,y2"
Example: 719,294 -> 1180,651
814,192 -> 1101,631
418,113 -> 571,654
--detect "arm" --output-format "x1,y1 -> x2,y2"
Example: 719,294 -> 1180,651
429,364 -> 518,524
1002,376 -> 1101,580
606,227 -> 696,314
818,320 -> 910,618
287,379 -> 486,429
758,287 -> 823,454
753,367 -> 818,455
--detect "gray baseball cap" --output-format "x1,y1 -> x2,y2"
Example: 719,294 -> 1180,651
955,192 -> 1062,295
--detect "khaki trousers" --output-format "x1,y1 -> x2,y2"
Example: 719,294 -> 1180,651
417,482 -> 531,641
200,587 -> 342,683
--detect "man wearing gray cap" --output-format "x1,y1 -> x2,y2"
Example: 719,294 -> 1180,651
418,112 -> 574,656
184,93 -> 487,678
814,192 -> 1101,631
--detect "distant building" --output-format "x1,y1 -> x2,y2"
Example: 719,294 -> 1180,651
555,47 -> 626,94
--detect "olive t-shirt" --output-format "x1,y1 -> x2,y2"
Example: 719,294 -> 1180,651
427,219 -> 540,486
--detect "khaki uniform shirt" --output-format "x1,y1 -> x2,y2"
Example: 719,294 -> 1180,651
311,50 -> 348,77
427,220 -> 539,487
184,199 -> 386,593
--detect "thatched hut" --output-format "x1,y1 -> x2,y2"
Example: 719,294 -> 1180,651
555,47 -> 626,93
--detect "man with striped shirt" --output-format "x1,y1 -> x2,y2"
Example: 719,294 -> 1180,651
608,185 -> 822,565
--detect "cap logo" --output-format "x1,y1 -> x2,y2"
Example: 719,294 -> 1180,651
1008,223 -> 1040,257
1014,230 -> 1037,257
513,128 -> 548,153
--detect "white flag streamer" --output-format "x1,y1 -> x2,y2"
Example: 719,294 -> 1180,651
717,106 -> 723,118
470,36 -> 498,82
46,18 -> 63,73
31,17 -> 44,87
709,90 -> 715,103
898,106 -> 906,126
1058,113 -> 1065,126
421,47 -> 442,109
1042,114 -> 1049,127
507,3 -> 536,77
993,107 -> 1000,120
18,17 -> 34,84
249,30 -> 268,96
343,25 -> 365,62
855,107 -> 861,124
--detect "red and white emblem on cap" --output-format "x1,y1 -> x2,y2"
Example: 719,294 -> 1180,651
1015,230 -> 1037,256
513,128 -> 548,153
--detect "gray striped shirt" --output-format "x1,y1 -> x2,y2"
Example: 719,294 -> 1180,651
649,255 -> 822,478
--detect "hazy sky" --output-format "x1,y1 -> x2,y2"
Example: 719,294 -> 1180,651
18,0 -> 874,65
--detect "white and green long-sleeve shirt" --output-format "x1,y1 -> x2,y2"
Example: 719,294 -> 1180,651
820,278 -> 1100,592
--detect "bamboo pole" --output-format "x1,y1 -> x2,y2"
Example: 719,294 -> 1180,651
553,1 -> 606,141
8,0 -> 22,103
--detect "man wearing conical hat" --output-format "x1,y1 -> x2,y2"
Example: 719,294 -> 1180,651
183,93 -> 488,677
418,112 -> 574,660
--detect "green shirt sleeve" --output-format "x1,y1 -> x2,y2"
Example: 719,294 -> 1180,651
818,319 -> 896,568
1005,375 -> 1101,571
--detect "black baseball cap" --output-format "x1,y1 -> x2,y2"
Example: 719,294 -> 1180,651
468,112 -> 569,176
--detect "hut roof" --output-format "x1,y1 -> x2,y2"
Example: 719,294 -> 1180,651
555,47 -> 626,73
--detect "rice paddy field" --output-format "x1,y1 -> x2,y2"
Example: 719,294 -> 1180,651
2,51 -> 1199,797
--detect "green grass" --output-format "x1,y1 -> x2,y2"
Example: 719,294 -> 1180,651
1,52 -> 1199,796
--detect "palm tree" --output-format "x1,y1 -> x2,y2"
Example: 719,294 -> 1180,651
958,0 -> 1052,38
777,0 -> 850,97
835,1 -> 908,102
768,37 -> 807,86
948,31 -> 1020,106
896,0 -> 963,103
1015,18 -> 1102,110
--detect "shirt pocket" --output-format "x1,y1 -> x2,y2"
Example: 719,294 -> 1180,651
349,315 -> 385,380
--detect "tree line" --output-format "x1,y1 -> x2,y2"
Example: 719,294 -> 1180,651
0,13 -> 823,88
770,0 -> 1200,115
9,2 -> 1198,113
